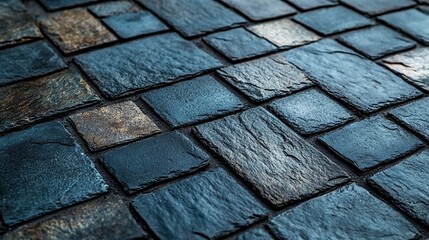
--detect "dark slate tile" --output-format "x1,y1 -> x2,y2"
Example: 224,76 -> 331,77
101,132 -> 209,193
287,0 -> 337,10
221,0 -> 296,21
142,76 -> 245,127
194,108 -> 348,207
39,0 -> 98,11
0,41 -> 66,86
379,9 -> 429,45
2,195 -> 146,240
341,0 -> 415,16
283,39 -> 421,113
267,184 -> 419,239
132,168 -> 268,239
0,122 -> 108,226
140,0 -> 246,37
0,69 -> 100,132
234,228 -> 274,240
370,150 -> 429,226
217,55 -> 313,102
88,1 -> 140,17
203,28 -> 276,61
75,33 -> 222,98
319,116 -> 423,171
103,11 -> 168,39
268,89 -> 354,135
293,6 -> 373,35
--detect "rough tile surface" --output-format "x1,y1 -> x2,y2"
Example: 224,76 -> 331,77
287,0 -> 337,10
221,0 -> 296,21
88,1 -> 139,17
194,108 -> 348,207
39,0 -> 99,11
132,168 -> 268,239
0,122 -> 108,226
342,0 -> 415,15
235,228 -> 274,240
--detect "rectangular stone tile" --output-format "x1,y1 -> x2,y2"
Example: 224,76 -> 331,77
0,69 -> 100,132
0,122 -> 108,226
283,39 -> 421,113
142,76 -> 245,127
268,184 -> 419,239
341,0 -> 415,16
132,168 -> 268,239
39,0 -> 99,11
2,195 -> 145,240
140,0 -> 246,37
287,0 -> 337,10
221,0 -> 296,21
70,101 -> 160,151
75,33 -> 222,98
100,132 -> 209,193
88,1 -> 140,17
0,41 -> 66,86
194,107 -> 348,207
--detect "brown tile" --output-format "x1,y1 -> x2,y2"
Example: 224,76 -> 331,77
70,101 -> 160,151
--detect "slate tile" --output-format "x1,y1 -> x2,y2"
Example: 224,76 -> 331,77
75,33 -> 222,98
101,132 -> 209,193
39,9 -> 116,54
0,122 -> 108,226
39,0 -> 98,11
0,41 -> 66,86
341,0 -> 415,16
319,116 -> 423,171
234,228 -> 274,240
221,0 -> 296,21
194,107 -> 348,207
379,9 -> 429,45
370,150 -> 429,226
247,18 -> 320,48
103,11 -> 168,39
140,0 -> 246,37
287,0 -> 337,10
70,101 -> 160,151
293,6 -> 373,35
2,196 -> 145,240
203,28 -> 276,61
419,5 -> 429,14
132,168 -> 267,239
338,25 -> 416,59
88,1 -> 140,17
217,55 -> 313,102
267,184 -> 419,239
0,69 -> 100,132
383,48 -> 429,91
268,89 -> 354,135
142,76 -> 245,127
283,39 -> 421,113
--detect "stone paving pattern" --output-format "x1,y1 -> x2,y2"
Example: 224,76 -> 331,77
1,0 -> 429,239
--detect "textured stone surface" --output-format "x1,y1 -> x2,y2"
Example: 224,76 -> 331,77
203,28 -> 276,61
248,18 -> 320,48
383,48 -> 429,91
370,150 -> 429,226
218,55 -> 313,102
40,9 -> 116,54
75,33 -> 222,98
0,41 -> 66,86
342,0 -> 415,15
221,0 -> 295,21
194,108 -> 348,207
0,69 -> 100,132
88,1 -> 139,17
283,39 -> 421,113
2,196 -> 145,240
287,0 -> 337,10
0,122 -> 108,226
132,168 -> 267,239
269,89 -> 354,135
101,132 -> 209,193
140,0 -> 246,37
268,184 -> 419,240
293,6 -> 373,35
379,9 -> 429,45
103,11 -> 168,39
319,116 -> 423,171
419,5 -> 429,14
70,101 -> 160,151
39,0 -> 98,11
142,76 -> 245,127
234,228 -> 274,240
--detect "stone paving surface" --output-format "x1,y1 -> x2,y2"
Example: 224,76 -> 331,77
1,0 -> 429,239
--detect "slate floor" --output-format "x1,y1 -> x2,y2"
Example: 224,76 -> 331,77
1,0 -> 429,239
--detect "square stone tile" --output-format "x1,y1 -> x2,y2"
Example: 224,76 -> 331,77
132,168 -> 268,239
39,0 -> 99,11
0,122 -> 108,226
88,1 -> 140,17
221,0 -> 296,21
40,9 -> 117,54
341,0 -> 415,16
293,6 -> 373,35
70,101 -> 160,151
287,0 -> 337,10
142,76 -> 245,127
247,18 -> 320,48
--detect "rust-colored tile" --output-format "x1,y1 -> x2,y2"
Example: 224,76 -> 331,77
39,9 -> 116,54
70,101 -> 160,151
